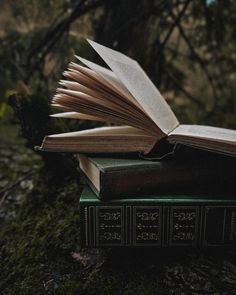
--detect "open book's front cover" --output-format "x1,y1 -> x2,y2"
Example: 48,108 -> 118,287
86,39 -> 179,136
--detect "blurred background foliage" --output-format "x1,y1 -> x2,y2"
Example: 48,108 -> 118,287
1,0 -> 236,138
1,1 -> 236,293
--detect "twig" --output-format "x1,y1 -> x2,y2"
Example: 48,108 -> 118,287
0,191 -> 8,207
161,0 -> 191,50
26,0 -> 104,82
175,20 -> 219,104
165,69 -> 204,108
0,170 -> 34,198
27,0 -> 86,62
148,1 -> 191,86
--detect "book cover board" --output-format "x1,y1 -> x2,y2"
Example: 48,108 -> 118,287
78,154 -> 236,199
80,187 -> 236,248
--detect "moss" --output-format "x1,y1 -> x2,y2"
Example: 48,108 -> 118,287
80,271 -> 161,295
0,156 -> 167,295
2,169 -> 236,295
0,121 -> 170,295
1,151 -> 236,294
0,169 -> 83,295
2,94 -> 236,294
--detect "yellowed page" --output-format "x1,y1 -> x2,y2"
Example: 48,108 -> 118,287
41,126 -> 157,154
168,124 -> 236,156
86,39 -> 179,135
79,155 -> 100,192
169,124 -> 236,143
59,80 -> 104,98
56,87 -> 141,119
59,79 -> 146,117
62,66 -> 159,128
48,125 -> 151,137
75,56 -> 142,109
50,112 -> 107,121
53,88 -> 160,134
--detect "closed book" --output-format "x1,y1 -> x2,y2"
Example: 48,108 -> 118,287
78,153 -> 236,199
80,187 -> 236,248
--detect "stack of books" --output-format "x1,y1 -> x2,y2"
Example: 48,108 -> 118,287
78,153 -> 236,248
39,40 -> 236,247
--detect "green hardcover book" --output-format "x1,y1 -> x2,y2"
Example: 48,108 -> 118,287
80,187 -> 236,248
78,154 -> 236,199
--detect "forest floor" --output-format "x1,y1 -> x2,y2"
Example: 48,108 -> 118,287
1,122 -> 236,295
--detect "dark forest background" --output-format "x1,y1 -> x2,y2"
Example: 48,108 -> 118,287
1,1 -> 236,294
1,0 -> 236,129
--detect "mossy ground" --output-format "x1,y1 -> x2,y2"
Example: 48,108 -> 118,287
1,122 -> 236,295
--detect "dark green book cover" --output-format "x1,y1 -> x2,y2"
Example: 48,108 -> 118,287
80,187 -> 236,248
78,153 -> 236,199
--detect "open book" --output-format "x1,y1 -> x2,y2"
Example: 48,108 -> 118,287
40,39 -> 236,156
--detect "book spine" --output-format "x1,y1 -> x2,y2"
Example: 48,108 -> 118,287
80,204 -> 236,247
100,167 -> 187,199
99,166 -> 234,200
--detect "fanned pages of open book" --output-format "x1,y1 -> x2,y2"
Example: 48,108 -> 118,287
40,39 -> 236,156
